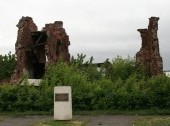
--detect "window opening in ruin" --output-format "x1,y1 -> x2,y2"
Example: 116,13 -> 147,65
28,31 -> 47,79
56,40 -> 62,54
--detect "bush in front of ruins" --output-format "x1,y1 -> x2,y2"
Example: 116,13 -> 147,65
109,56 -> 149,82
0,84 -> 53,112
71,53 -> 103,83
41,61 -> 94,110
0,55 -> 170,112
146,75 -> 170,108
38,56 -> 170,111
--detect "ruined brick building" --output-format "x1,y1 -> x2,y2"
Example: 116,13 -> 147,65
11,17 -> 70,82
10,16 -> 163,82
136,17 -> 163,76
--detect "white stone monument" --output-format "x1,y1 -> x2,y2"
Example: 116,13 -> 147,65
54,86 -> 72,120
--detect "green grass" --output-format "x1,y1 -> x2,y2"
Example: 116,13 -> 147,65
31,120 -> 85,126
1,109 -> 170,117
133,117 -> 170,126
0,116 -> 4,122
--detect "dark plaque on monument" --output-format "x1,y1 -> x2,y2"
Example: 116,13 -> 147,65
55,93 -> 69,101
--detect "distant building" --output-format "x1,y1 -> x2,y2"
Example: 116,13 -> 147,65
164,70 -> 170,77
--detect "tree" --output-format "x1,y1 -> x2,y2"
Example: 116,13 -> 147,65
0,52 -> 17,81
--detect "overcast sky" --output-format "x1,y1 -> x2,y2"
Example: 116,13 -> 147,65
0,0 -> 170,70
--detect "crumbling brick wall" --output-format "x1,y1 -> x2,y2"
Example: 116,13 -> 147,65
11,17 -> 70,83
43,21 -> 70,64
136,17 -> 163,76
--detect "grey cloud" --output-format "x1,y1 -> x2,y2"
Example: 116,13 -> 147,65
0,0 -> 170,70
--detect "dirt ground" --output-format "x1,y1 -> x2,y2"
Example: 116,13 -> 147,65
0,116 -> 51,126
0,115 -> 140,126
75,115 -> 139,126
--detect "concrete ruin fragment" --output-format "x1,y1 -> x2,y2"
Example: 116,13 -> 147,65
136,17 -> 163,76
11,16 -> 70,82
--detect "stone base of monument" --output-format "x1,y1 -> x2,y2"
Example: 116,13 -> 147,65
54,86 -> 72,120
21,79 -> 41,86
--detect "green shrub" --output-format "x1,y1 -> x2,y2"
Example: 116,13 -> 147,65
110,56 -> 136,81
0,52 -> 16,80
0,55 -> 169,112
147,75 -> 170,108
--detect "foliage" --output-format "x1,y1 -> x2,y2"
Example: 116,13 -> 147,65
0,54 -> 169,112
0,52 -> 16,80
110,56 -> 136,81
0,84 -> 53,112
71,53 -> 102,82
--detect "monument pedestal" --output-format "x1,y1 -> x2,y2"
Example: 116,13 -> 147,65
54,86 -> 72,120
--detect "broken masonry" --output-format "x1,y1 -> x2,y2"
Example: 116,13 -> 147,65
11,16 -> 70,82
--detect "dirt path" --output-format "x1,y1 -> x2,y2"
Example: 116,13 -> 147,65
75,115 -> 139,126
0,115 -> 139,126
0,116 -> 52,126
